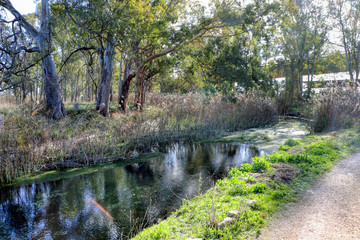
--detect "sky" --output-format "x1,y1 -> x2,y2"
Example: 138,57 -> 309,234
10,0 -> 36,15
9,0 -> 211,15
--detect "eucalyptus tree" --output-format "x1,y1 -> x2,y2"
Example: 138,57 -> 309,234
118,0 -> 244,111
176,0 -> 279,99
329,0 -> 360,87
0,0 -> 66,119
63,0 -> 123,117
303,1 -> 328,98
277,0 -> 328,101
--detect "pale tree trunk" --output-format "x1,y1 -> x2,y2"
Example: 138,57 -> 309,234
96,36 -> 115,117
40,50 -> 66,119
355,42 -> 360,87
0,0 -> 65,119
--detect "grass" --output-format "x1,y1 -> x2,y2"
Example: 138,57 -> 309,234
0,92 -> 277,185
132,127 -> 359,239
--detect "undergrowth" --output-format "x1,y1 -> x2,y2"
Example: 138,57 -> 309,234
133,129 -> 357,240
0,93 -> 277,185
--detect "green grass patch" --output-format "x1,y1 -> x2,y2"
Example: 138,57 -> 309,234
133,130 -> 358,240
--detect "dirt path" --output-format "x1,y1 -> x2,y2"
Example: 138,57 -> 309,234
260,151 -> 360,240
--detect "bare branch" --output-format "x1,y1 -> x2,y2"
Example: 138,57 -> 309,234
59,46 -> 98,73
0,0 -> 39,39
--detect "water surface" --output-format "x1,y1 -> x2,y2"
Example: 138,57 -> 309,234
0,143 -> 260,239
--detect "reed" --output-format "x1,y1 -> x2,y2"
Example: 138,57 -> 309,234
311,87 -> 360,132
0,92 -> 277,184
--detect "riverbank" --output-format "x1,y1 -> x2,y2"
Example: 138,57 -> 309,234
133,127 -> 360,239
0,93 -> 277,185
2,120 -> 307,189
0,119 -> 309,239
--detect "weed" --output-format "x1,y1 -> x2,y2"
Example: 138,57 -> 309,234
251,157 -> 271,173
284,138 -> 301,147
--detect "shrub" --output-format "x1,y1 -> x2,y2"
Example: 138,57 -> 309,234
240,163 -> 252,173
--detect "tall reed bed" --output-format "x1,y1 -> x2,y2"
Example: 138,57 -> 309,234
0,93 -> 277,184
311,87 -> 360,132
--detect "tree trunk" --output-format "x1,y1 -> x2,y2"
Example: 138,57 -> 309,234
118,54 -> 123,98
338,7 -> 354,85
0,0 -> 66,119
40,52 -> 66,119
21,81 -> 26,104
30,83 -> 33,102
134,66 -> 147,111
96,36 -> 115,117
140,76 -> 150,108
119,59 -> 134,112
355,42 -> 360,87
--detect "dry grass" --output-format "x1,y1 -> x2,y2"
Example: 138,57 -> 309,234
0,93 -> 277,184
311,87 -> 360,132
0,95 -> 17,109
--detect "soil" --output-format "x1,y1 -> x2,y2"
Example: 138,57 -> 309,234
270,163 -> 299,183
260,152 -> 360,240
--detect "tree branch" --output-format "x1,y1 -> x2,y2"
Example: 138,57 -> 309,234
0,0 -> 39,39
58,46 -> 98,73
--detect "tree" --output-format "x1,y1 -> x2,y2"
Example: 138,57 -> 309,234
63,0 -> 120,117
0,0 -> 66,119
278,0 -> 328,101
170,0 -> 278,99
329,0 -> 360,86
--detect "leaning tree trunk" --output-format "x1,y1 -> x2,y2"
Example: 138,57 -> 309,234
96,37 -> 115,117
119,59 -> 135,112
119,74 -> 135,112
134,66 -> 147,111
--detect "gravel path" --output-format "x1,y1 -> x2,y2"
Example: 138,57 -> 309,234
260,151 -> 360,240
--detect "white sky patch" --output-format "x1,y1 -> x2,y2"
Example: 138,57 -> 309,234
10,0 -> 36,15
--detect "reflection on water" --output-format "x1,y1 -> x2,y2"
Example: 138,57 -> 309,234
0,143 -> 260,239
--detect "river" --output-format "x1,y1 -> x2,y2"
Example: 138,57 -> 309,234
0,120 -> 308,239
